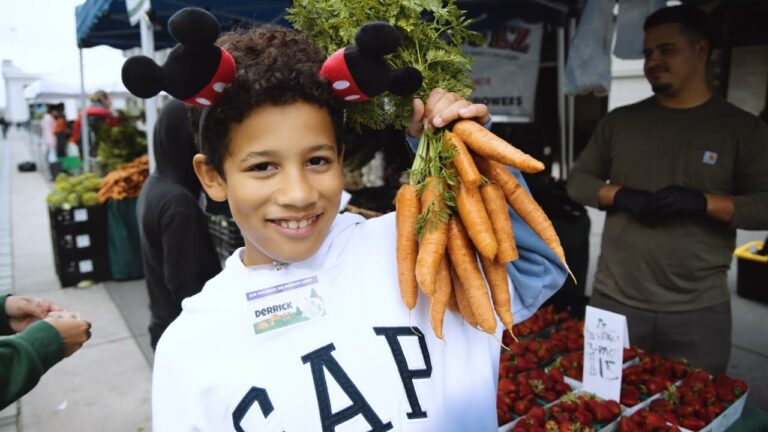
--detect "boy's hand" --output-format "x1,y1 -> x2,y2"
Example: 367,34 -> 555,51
407,88 -> 490,138
44,317 -> 92,357
5,295 -> 64,333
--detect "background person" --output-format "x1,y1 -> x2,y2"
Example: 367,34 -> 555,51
0,295 -> 92,409
567,5 -> 768,373
136,99 -> 221,349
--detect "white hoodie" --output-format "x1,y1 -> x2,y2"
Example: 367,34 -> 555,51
153,210 -> 564,431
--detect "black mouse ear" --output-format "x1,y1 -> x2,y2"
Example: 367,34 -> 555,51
389,66 -> 423,96
355,22 -> 400,58
168,7 -> 220,47
121,56 -> 164,98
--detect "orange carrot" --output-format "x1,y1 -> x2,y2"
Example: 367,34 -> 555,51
479,255 -> 513,331
480,183 -> 519,263
455,182 -> 498,260
444,131 -> 481,188
475,156 -> 566,265
446,217 -> 497,334
430,256 -> 453,339
415,177 -> 449,297
395,184 -> 420,309
447,265 -> 460,314
450,266 -> 476,327
453,120 -> 545,173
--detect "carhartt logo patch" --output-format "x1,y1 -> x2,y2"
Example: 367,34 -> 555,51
702,151 -> 718,165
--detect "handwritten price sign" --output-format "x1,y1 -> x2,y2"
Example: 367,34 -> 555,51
581,306 -> 629,402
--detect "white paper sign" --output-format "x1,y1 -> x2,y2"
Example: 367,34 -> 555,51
73,208 -> 88,223
464,19 -> 543,123
78,259 -> 94,274
581,306 -> 630,402
75,234 -> 91,249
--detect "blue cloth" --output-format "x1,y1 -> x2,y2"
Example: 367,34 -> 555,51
405,127 -> 566,323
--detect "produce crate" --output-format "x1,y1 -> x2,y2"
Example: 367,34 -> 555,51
206,213 -> 244,263
49,205 -> 110,287
734,241 -> 767,304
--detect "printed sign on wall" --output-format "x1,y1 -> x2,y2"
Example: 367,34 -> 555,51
464,19 -> 543,123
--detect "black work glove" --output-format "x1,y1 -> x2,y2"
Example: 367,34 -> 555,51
649,185 -> 707,219
612,187 -> 653,222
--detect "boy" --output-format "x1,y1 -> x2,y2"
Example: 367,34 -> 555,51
153,24 -> 566,431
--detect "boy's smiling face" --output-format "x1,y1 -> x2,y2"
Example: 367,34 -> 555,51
198,101 -> 344,266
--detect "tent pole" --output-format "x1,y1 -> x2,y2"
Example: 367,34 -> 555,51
557,26 -> 567,181
140,12 -> 157,173
79,48 -> 91,172
567,17 -> 576,171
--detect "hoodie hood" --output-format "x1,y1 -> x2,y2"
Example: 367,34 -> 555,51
153,99 -> 201,196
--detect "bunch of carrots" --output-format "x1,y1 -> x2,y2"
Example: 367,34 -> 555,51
97,154 -> 149,204
396,120 -> 568,340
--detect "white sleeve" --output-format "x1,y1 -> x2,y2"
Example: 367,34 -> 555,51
152,327 -> 197,432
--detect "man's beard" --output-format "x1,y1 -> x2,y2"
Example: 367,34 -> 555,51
651,83 -> 673,94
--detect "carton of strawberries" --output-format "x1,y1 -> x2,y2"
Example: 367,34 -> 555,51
620,351 -> 689,408
508,392 -> 622,432
497,367 -> 575,425
650,370 -> 748,431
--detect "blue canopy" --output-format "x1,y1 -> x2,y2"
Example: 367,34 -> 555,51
75,0 -> 292,49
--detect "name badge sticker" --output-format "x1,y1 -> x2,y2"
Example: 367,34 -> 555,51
702,151 -> 718,165
246,275 -> 327,335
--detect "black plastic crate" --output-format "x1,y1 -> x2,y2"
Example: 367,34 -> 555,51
49,205 -> 106,230
55,254 -> 111,288
49,205 -> 110,287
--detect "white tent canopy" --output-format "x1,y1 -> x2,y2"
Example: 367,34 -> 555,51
23,78 -> 82,100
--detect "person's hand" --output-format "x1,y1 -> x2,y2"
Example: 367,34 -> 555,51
612,187 -> 654,222
649,185 -> 707,219
407,88 -> 490,138
5,296 -> 63,333
44,316 -> 92,357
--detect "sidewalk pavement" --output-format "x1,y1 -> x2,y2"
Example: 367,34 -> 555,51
2,128 -> 151,431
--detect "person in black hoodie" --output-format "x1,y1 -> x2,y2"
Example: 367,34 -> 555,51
136,100 -> 221,349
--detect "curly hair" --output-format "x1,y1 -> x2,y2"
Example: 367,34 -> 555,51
195,24 -> 344,177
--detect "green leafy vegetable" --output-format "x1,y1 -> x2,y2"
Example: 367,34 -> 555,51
287,0 -> 482,132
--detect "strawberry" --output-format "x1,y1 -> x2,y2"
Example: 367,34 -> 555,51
589,403 -> 614,423
605,400 -> 621,417
672,360 -> 688,379
733,379 -> 748,397
698,386 -> 717,404
679,416 -> 706,431
527,405 -> 547,426
540,391 -> 559,403
675,404 -> 694,418
645,378 -> 667,396
514,399 -> 531,416
544,420 -> 560,432
618,416 -> 639,432
573,410 -> 593,426
662,412 -> 679,426
555,381 -> 572,395
548,368 -> 565,382
499,378 -> 516,394
645,411 -> 667,430
558,421 -> 574,432
560,394 -> 579,413
621,386 -> 641,407
649,398 -> 672,414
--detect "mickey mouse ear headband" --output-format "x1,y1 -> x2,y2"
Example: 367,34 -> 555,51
121,8 -> 235,107
121,8 -> 423,108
